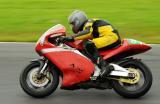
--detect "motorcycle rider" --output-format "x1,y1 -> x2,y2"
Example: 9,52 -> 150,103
61,10 -> 121,78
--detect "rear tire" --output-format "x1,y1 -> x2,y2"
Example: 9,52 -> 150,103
112,59 -> 152,98
20,62 -> 59,98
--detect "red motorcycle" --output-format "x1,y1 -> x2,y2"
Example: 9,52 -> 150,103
20,24 -> 152,98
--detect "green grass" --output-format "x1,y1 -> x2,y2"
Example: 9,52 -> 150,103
0,0 -> 160,43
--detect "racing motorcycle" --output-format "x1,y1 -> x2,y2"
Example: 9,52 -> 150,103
20,24 -> 152,98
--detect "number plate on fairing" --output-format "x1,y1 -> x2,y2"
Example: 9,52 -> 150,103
127,39 -> 144,45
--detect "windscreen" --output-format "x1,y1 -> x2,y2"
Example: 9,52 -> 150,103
37,24 -> 65,45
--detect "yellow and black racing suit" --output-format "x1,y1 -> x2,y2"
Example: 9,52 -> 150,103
74,19 -> 121,49
73,19 -> 121,63
72,19 -> 122,76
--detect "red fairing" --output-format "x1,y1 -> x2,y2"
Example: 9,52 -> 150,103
35,43 -> 56,55
35,24 -> 96,87
43,51 -> 94,87
100,39 -> 151,60
35,26 -> 66,55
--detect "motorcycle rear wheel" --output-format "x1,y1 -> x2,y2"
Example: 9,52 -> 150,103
112,59 -> 152,98
20,61 -> 59,98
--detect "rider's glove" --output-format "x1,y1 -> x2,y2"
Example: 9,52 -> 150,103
59,36 -> 75,42
65,36 -> 75,42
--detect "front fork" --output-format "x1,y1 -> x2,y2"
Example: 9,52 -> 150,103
39,60 -> 49,75
31,58 -> 49,77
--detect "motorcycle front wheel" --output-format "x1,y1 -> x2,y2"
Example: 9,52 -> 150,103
112,59 -> 152,98
20,61 -> 59,98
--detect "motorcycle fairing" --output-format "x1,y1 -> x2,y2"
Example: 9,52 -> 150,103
41,48 -> 94,87
35,24 -> 66,54
100,39 -> 151,60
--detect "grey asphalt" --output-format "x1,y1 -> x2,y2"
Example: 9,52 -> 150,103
0,43 -> 159,104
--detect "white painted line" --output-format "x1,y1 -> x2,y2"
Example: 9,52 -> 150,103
150,44 -> 160,46
0,42 -> 35,44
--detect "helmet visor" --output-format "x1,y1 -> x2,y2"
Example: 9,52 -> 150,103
70,22 -> 78,34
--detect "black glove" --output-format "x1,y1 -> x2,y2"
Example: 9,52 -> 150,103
59,36 -> 75,42
65,36 -> 75,42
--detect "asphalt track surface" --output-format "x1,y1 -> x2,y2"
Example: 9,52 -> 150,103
0,43 -> 159,104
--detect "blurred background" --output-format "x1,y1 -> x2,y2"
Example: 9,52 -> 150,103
0,0 -> 160,43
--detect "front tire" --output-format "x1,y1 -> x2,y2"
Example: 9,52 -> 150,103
112,59 -> 152,98
20,62 -> 59,98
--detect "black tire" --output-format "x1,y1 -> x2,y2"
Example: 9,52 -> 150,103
112,59 -> 152,98
20,62 -> 59,98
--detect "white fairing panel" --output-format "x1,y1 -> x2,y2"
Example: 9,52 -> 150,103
37,24 -> 65,45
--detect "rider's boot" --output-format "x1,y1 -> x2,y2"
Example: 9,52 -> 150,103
97,57 -> 114,78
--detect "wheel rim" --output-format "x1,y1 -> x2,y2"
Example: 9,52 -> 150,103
118,67 -> 145,91
26,67 -> 53,91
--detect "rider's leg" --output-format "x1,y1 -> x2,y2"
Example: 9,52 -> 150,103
91,36 -> 121,77
83,41 -> 113,77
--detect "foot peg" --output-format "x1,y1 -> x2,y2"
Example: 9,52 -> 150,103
90,76 -> 98,80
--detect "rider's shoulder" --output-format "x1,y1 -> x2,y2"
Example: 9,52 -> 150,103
87,18 -> 99,23
84,18 -> 98,27
93,19 -> 111,26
